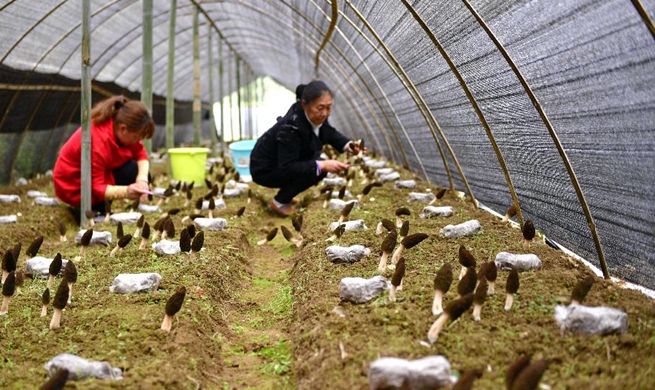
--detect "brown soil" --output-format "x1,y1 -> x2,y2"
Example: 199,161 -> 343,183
1,164 -> 654,390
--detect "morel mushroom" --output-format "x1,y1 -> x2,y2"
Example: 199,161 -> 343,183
399,220 -> 409,241
326,223 -> 346,243
432,263 -> 453,316
390,233 -> 428,265
458,245 -> 476,280
428,188 -> 447,205
49,280 -> 69,329
41,288 -> 50,317
292,214 -> 304,240
64,260 -> 77,305
506,355 -> 532,390
427,293 -> 474,344
505,267 -> 520,311
161,286 -> 186,332
183,188 -> 193,208
375,218 -> 396,235
473,278 -> 488,322
247,188 -> 252,204
337,201 -> 355,224
110,234 -> 133,257
394,207 -> 411,228
77,228 -> 93,261
2,250 -> 16,284
452,368 -> 483,390
10,242 -> 21,265
186,223 -> 196,239
389,257 -> 406,303
485,261 -> 498,296
502,204 -> 517,223
104,200 -> 112,221
139,222 -> 151,250
0,271 -> 15,315
377,231 -> 397,273
48,253 -> 63,289
57,220 -> 67,242
357,181 -> 381,203
14,270 -> 24,295
522,219 -> 535,250
116,221 -> 124,240
134,214 -> 145,238
85,210 -> 95,228
208,198 -> 216,219
235,206 -> 246,217
510,358 -> 549,390
571,275 -> 595,305
189,231 -> 204,261
162,218 -> 175,241
281,225 -> 301,248
179,228 -> 191,254
258,227 -> 278,246
457,266 -> 477,298
194,197 -> 203,214
26,235 -> 44,259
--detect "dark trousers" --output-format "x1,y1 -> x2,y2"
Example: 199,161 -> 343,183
252,164 -> 326,204
91,159 -> 138,214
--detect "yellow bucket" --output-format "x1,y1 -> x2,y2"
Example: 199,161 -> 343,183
168,147 -> 210,184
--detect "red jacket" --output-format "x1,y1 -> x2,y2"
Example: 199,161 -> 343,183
53,119 -> 148,207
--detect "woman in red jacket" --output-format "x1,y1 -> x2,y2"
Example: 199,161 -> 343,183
53,95 -> 155,216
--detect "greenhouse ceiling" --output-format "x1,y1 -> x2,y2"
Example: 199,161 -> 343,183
0,0 -> 654,290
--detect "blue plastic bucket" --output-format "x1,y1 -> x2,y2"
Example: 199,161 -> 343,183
229,140 -> 257,178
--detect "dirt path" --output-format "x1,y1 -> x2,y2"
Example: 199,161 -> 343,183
218,237 -> 295,389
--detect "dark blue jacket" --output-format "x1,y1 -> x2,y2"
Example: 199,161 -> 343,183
250,102 -> 350,178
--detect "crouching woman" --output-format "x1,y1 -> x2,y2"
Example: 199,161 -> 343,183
53,95 -> 155,217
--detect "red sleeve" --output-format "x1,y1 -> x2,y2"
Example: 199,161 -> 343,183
131,141 -> 148,161
91,141 -> 110,205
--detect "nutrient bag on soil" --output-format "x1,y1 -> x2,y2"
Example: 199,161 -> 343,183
394,180 -> 417,189
328,219 -> 368,232
375,168 -> 395,176
0,215 -> 18,225
439,220 -> 482,238
555,304 -> 628,336
193,217 -> 227,231
329,199 -> 358,210
419,206 -> 454,219
223,188 -> 244,198
201,199 -> 226,210
368,355 -> 452,390
323,177 -> 347,187
152,240 -> 181,255
44,353 -> 123,381
34,197 -> 59,206
380,172 -> 401,183
407,192 -> 436,203
0,194 -> 21,203
137,204 -> 161,214
109,273 -> 162,294
365,159 -> 386,168
495,252 -> 542,272
75,230 -> 112,246
26,190 -> 47,198
109,212 -> 142,225
325,245 -> 371,264
26,256 -> 68,278
339,275 -> 387,304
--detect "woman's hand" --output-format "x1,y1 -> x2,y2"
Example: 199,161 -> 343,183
127,181 -> 149,200
319,159 -> 349,174
347,140 -> 367,155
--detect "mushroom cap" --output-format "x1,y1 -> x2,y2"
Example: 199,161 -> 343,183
195,198 -> 204,210
85,210 -> 94,220
338,186 -> 346,200
445,293 -> 474,321
80,228 -> 94,246
395,207 -> 411,217
400,233 -> 428,249
457,266 -> 477,296
191,231 -> 204,252
341,201 -> 355,217
42,288 -> 51,305
506,204 -> 517,218
2,271 -> 15,297
571,275 -> 595,304
334,224 -> 346,238
361,183 -> 374,195
452,368 -> 483,390
116,222 -> 124,240
522,220 -> 535,241
506,268 -> 520,294
506,355 -> 532,390
391,258 -> 406,287
57,220 -> 67,236
281,225 -> 294,242
136,214 -> 145,228
2,250 -> 16,273
458,245 -> 476,268
435,188 -> 447,199
186,224 -> 196,239
485,261 -> 498,282
236,206 -> 246,217
379,218 -> 396,233
52,280 -> 69,310
510,359 -> 549,390
63,260 -> 77,283
49,253 -> 63,276
11,242 -> 21,262
292,214 -> 303,232
266,227 -> 278,242
381,231 -> 398,253
118,234 -> 133,248
433,263 -> 453,293
141,222 -> 151,239
179,229 -> 191,253
26,235 -> 44,257
208,198 -> 216,210
399,220 -> 410,237
164,219 -> 175,238
474,279 -> 488,304
165,286 -> 187,316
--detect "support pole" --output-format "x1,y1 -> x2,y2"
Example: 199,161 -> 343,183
218,38 -> 225,155
166,0 -> 177,150
228,50 -> 234,142
80,0 -> 92,227
315,0 -> 338,78
207,25 -> 217,156
236,55 -> 242,140
192,5 -> 201,146
141,0 -> 153,155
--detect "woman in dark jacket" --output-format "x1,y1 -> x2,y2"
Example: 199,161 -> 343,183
250,80 -> 362,217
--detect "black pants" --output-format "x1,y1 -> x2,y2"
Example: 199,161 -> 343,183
251,162 -> 326,204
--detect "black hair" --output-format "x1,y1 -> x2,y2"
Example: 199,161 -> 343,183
301,80 -> 333,104
295,84 -> 306,101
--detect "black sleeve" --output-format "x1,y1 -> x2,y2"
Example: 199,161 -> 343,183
321,121 -> 351,153
276,124 -> 318,177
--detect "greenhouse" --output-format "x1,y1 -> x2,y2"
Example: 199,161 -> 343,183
0,0 -> 653,389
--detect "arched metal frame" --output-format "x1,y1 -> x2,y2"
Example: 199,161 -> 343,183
315,0 -> 338,79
